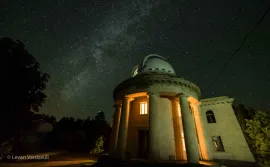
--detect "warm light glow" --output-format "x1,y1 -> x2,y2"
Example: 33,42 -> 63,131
181,132 -> 186,151
182,138 -> 186,151
178,104 -> 181,117
140,102 -> 148,115
191,103 -> 209,160
212,136 -> 225,152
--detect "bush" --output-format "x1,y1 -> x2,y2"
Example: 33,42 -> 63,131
245,111 -> 270,165
89,136 -> 104,155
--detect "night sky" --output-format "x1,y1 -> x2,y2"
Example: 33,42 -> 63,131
1,0 -> 270,122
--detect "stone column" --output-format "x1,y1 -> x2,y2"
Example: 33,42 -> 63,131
190,102 -> 213,160
171,97 -> 184,160
148,92 -> 160,161
116,96 -> 133,160
109,104 -> 122,157
179,94 -> 200,164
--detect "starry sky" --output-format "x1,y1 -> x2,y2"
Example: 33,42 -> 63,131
1,0 -> 270,122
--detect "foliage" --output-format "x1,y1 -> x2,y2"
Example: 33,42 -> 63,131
245,110 -> 270,165
0,112 -> 111,155
95,111 -> 105,121
47,111 -> 111,153
0,141 -> 13,154
0,37 -> 50,142
233,104 -> 270,164
89,136 -> 104,155
0,37 -> 112,155
233,103 -> 255,129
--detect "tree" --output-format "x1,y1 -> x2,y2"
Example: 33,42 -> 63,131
89,136 -> 104,155
245,110 -> 270,165
95,111 -> 105,121
233,103 -> 255,129
92,111 -> 111,152
0,37 -> 50,143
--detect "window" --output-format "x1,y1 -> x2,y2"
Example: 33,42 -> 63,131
212,136 -> 225,152
206,110 -> 216,123
140,102 -> 148,115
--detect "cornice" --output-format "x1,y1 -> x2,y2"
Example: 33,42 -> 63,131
200,97 -> 234,106
113,72 -> 201,100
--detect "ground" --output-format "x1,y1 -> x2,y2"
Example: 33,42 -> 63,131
0,152 -> 96,167
0,152 -> 262,167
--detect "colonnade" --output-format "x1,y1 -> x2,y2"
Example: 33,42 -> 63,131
109,92 -> 210,164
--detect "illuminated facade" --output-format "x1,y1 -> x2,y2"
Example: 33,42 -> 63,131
109,54 -> 255,163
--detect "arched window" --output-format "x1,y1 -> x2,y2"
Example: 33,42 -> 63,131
206,110 -> 216,123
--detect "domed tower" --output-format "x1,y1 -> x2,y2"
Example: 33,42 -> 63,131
110,54 -> 204,162
130,54 -> 176,77
109,54 -> 255,164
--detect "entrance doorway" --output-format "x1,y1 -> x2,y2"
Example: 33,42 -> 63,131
138,129 -> 148,159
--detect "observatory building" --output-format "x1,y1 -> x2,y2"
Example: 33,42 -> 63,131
109,54 -> 254,163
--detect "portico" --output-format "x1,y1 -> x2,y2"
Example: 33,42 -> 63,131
110,90 -> 209,163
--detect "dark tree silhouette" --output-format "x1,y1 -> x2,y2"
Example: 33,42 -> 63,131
233,103 -> 255,129
0,37 -> 112,155
0,37 -> 50,143
45,113 -> 111,153
95,111 -> 106,121
93,111 -> 111,152
233,103 -> 259,162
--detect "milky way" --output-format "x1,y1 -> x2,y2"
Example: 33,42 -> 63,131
46,0 -> 162,120
1,0 -> 270,121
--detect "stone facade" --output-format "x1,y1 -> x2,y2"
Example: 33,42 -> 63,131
200,97 -> 255,162
109,54 -> 255,163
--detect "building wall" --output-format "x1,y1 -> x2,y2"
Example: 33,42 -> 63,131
127,97 -> 149,158
200,99 -> 255,162
127,96 -> 176,160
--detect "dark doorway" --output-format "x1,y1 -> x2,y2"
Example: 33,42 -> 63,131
138,129 -> 148,159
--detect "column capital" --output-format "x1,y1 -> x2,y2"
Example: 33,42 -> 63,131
189,101 -> 201,107
174,97 -> 180,101
147,92 -> 159,96
168,96 -> 179,101
123,95 -> 134,101
147,92 -> 159,97
113,104 -> 122,108
179,94 -> 189,98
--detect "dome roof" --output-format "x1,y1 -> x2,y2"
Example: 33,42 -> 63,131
131,54 -> 175,77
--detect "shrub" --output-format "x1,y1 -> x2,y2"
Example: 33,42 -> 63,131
89,136 -> 104,155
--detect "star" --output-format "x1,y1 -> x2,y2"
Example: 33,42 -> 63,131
0,0 -> 269,121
